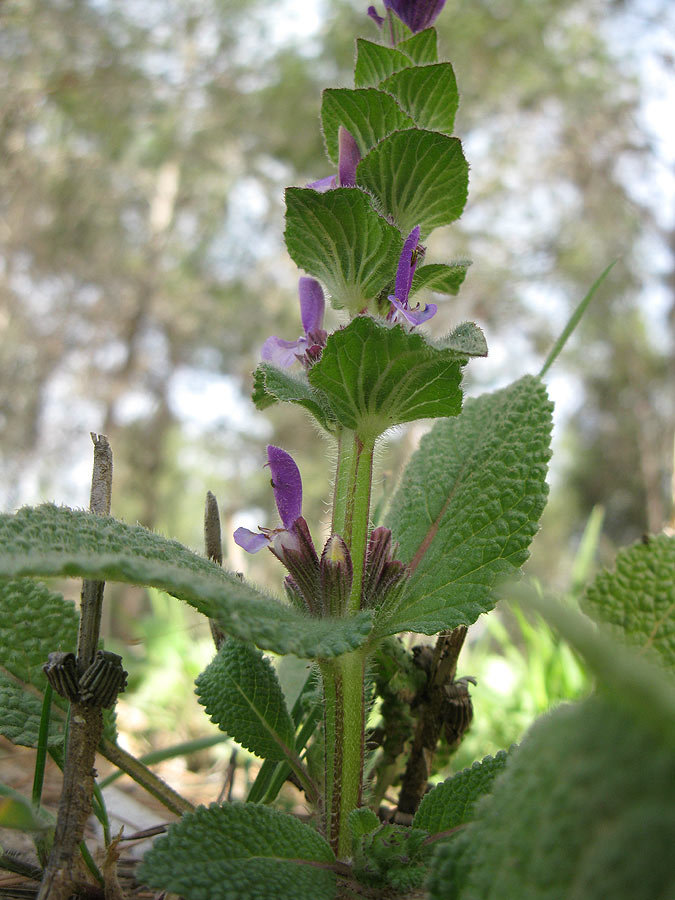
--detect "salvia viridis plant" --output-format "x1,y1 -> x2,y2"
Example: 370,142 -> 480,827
1,2 -> 674,899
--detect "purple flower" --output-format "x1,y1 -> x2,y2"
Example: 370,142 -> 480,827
368,0 -> 446,34
261,277 -> 326,368
388,226 -> 437,326
307,127 -> 361,192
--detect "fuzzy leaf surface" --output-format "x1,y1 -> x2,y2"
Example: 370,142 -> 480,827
356,129 -> 468,238
582,533 -> 675,671
354,38 -> 411,88
379,376 -> 552,635
429,697 -> 675,900
0,506 -> 372,659
381,64 -> 458,134
308,316 -> 464,441
285,187 -> 402,314
321,88 -> 413,166
252,364 -> 336,431
413,750 -> 509,834
410,262 -> 471,297
196,639 -> 296,761
397,29 -> 438,64
138,802 -> 335,900
0,578 -> 76,748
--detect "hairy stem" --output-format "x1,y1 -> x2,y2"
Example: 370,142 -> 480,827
341,433 -> 374,613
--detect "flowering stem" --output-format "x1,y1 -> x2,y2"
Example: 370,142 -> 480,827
334,431 -> 374,613
319,649 -> 367,858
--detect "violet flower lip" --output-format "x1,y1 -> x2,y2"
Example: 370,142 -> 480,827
388,225 -> 437,325
260,277 -> 325,368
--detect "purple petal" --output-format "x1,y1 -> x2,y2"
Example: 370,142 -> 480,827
261,335 -> 306,368
394,226 -> 421,306
389,295 -> 437,325
307,174 -> 338,193
386,0 -> 446,32
367,5 -> 385,26
233,527 -> 269,553
267,445 -> 302,530
298,277 -> 325,336
338,127 -> 361,188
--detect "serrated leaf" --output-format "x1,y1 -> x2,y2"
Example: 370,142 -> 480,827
397,28 -> 438,64
410,262 -> 471,297
349,807 -> 380,844
381,64 -> 458,134
379,376 -> 552,636
0,579 -> 76,748
354,38 -> 411,88
582,534 -> 675,671
285,187 -> 402,315
431,698 -> 675,900
439,322 -> 488,358
321,88 -> 413,166
308,316 -> 465,442
253,363 -> 336,431
196,639 -> 295,761
0,506 -> 373,659
139,802 -> 335,900
356,129 -> 469,238
413,750 -> 509,834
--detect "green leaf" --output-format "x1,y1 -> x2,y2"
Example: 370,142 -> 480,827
284,187 -> 402,315
321,88 -> 413,166
0,506 -> 372,659
397,28 -> 438,64
413,751 -> 509,834
354,38 -> 411,88
582,534 -> 675,671
0,784 -> 51,832
379,376 -> 553,636
380,64 -> 458,134
429,697 -> 675,900
410,262 -> 471,297
356,129 -> 469,238
349,807 -> 380,845
308,316 -> 465,442
253,363 -> 336,431
195,639 -> 296,761
138,802 -> 335,900
0,578 -> 77,748
439,322 -> 488,358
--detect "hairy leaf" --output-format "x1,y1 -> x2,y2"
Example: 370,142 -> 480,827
413,750 -> 509,834
0,579 -> 76,748
252,363 -> 336,432
582,533 -> 675,671
196,639 -> 295,761
397,28 -> 438,64
308,316 -> 466,442
380,64 -> 458,135
138,802 -> 335,900
285,187 -> 402,315
429,697 -> 675,900
410,262 -> 471,297
354,38 -> 411,88
0,506 -> 372,659
321,88 -> 413,166
356,129 -> 468,238
379,376 -> 552,635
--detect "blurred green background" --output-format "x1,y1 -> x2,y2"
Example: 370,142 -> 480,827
1,0 -> 673,783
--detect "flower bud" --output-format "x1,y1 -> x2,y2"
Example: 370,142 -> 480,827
320,534 -> 353,617
362,526 -> 409,609
269,516 -> 321,616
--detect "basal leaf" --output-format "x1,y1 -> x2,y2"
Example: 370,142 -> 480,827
410,262 -> 471,297
252,363 -> 336,431
413,750 -> 509,834
429,697 -> 675,900
354,38 -> 411,88
308,316 -> 465,442
284,187 -> 402,315
380,63 -> 458,134
0,578 -> 77,748
378,376 -> 552,636
582,534 -> 675,671
139,802 -> 335,900
356,129 -> 469,238
196,639 -> 296,761
397,28 -> 438,64
0,506 -> 372,659
321,88 -> 413,166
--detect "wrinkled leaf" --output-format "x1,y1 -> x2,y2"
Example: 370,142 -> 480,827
321,88 -> 413,166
